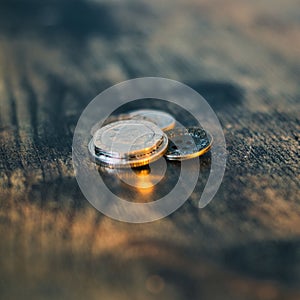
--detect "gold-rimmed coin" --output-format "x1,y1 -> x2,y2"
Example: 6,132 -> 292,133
165,127 -> 212,160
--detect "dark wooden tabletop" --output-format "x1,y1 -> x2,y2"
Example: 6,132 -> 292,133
0,0 -> 299,299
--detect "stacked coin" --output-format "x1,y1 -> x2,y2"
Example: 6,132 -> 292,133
89,109 -> 212,168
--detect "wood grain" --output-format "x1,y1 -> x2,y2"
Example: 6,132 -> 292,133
0,0 -> 299,299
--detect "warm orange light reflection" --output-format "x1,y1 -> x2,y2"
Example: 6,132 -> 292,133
135,167 -> 155,192
136,178 -> 155,193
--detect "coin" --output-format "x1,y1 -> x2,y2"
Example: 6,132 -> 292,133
90,114 -> 155,136
129,109 -> 176,131
93,119 -> 165,158
89,120 -> 168,168
164,127 -> 212,160
90,113 -> 133,136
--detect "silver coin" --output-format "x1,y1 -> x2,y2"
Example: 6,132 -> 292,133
165,127 -> 213,160
90,114 -> 155,136
93,119 -> 165,158
90,113 -> 132,136
129,109 -> 176,131
88,136 -> 168,168
89,120 -> 168,168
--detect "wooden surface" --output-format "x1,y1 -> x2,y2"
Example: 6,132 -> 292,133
0,0 -> 299,299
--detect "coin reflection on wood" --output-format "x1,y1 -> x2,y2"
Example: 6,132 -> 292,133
98,157 -> 181,203
99,163 -> 166,191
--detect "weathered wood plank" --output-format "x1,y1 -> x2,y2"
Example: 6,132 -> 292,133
0,0 -> 299,299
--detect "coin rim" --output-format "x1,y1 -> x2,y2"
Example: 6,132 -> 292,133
88,134 -> 169,168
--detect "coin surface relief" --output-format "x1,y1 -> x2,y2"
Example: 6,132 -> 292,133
89,119 -> 168,168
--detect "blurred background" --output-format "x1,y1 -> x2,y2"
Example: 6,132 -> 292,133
0,0 -> 299,299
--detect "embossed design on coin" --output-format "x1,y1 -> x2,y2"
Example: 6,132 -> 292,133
129,109 -> 176,131
165,127 -> 212,160
89,120 -> 168,168
94,120 -> 164,157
